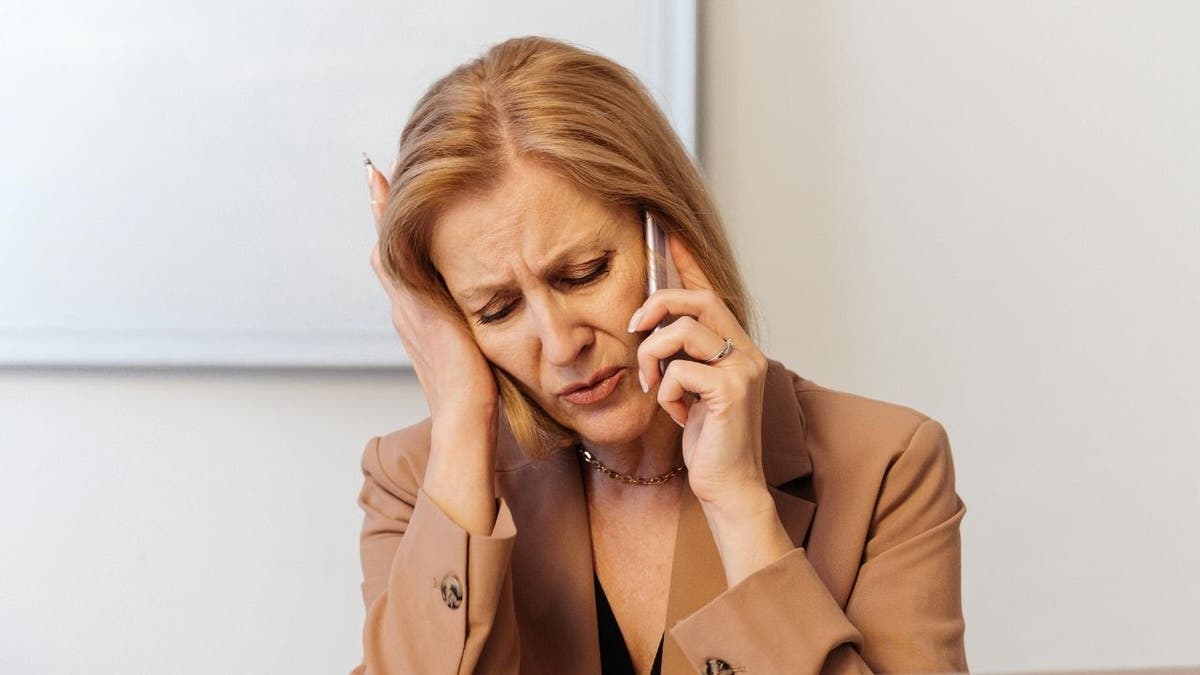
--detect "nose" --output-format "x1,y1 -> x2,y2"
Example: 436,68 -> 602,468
528,294 -> 593,368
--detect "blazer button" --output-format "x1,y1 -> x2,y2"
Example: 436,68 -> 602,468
439,573 -> 463,609
703,657 -> 742,674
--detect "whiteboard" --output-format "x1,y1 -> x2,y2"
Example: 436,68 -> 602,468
0,0 -> 697,368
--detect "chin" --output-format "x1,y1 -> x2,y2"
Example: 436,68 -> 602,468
561,391 -> 658,446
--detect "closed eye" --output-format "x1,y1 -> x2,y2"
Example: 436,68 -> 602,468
476,253 -> 613,325
477,300 -> 518,325
558,258 -> 611,287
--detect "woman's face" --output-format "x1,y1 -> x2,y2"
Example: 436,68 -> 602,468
429,157 -> 663,446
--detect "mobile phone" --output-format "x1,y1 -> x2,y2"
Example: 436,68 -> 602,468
644,210 -> 685,376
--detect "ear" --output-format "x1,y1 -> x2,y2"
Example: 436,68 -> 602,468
666,233 -> 714,291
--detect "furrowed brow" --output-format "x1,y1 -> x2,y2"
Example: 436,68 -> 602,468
460,241 -> 605,303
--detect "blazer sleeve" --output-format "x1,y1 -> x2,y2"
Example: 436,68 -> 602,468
666,419 -> 968,675
351,433 -> 521,675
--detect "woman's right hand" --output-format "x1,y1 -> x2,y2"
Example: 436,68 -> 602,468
366,158 -> 502,534
365,160 -> 498,420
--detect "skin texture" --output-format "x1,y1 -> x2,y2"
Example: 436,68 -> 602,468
367,154 -> 795,588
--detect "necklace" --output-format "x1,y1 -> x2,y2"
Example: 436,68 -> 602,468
575,445 -> 686,486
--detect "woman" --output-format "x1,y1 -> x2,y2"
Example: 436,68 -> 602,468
353,36 -> 967,675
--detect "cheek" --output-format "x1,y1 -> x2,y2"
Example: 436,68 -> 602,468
603,259 -> 649,324
472,332 -> 522,372
471,331 -> 551,397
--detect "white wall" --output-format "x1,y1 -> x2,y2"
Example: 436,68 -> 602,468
0,369 -> 423,673
2,2 -> 1198,673
699,1 -> 1200,671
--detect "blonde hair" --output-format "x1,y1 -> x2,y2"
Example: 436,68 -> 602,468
380,35 -> 757,460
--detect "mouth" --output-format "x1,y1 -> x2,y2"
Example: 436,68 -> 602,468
559,366 -> 625,405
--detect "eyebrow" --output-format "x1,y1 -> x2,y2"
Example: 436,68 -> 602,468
460,242 -> 606,306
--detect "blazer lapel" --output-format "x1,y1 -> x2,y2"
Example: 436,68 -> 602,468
660,359 -> 816,675
758,359 -> 817,551
495,419 -> 601,675
660,479 -> 726,674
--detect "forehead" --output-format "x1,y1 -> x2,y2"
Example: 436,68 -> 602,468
430,160 -> 631,299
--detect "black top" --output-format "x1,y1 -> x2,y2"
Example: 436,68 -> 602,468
594,571 -> 664,675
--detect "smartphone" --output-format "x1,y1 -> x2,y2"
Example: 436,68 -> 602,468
644,210 -> 686,376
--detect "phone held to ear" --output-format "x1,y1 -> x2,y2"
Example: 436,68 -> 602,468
644,210 -> 687,377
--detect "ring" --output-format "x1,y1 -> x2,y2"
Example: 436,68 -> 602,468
369,199 -> 379,206
703,338 -> 734,364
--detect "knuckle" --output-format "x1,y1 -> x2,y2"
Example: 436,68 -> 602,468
639,330 -> 666,357
744,351 -> 764,371
723,369 -> 744,391
673,315 -> 698,332
637,348 -> 661,371
655,377 -> 673,404
636,339 -> 652,360
657,358 -> 675,382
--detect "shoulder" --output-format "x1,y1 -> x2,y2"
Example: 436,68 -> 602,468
778,366 -> 963,555
358,417 -> 433,515
787,371 -> 953,478
771,364 -> 959,529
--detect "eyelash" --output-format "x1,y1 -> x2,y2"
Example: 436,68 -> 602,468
477,258 -> 612,325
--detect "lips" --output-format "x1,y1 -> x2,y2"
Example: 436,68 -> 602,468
559,367 -> 625,405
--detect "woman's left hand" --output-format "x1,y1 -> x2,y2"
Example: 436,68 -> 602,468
627,234 -> 772,514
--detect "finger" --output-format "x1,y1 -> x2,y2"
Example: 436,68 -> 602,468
628,287 -> 747,348
364,156 -> 390,229
657,359 -> 723,427
666,233 -> 714,291
636,315 -> 729,391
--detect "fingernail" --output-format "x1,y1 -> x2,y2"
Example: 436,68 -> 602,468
388,160 -> 397,176
673,415 -> 685,428
627,309 -> 644,333
638,369 -> 648,393
363,153 -> 375,180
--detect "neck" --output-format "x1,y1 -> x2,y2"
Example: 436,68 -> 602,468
578,407 -> 685,502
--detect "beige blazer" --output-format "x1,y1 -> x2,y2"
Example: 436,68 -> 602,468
352,359 -> 968,674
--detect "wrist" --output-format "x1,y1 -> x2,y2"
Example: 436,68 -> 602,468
701,487 -> 794,587
431,396 -> 498,441
698,480 -> 775,523
432,396 -> 499,426
425,408 -> 499,536
428,410 -> 497,474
